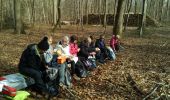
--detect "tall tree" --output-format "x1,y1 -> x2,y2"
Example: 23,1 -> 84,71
53,0 -> 61,31
139,0 -> 147,37
31,0 -> 35,26
0,0 -> 3,31
103,0 -> 107,28
113,0 -> 126,36
113,0 -> 118,26
166,0 -> 170,22
53,0 -> 57,25
124,0 -> 132,31
14,0 -> 25,34
85,0 -> 89,25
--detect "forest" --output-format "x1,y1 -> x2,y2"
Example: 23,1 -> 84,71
0,0 -> 169,100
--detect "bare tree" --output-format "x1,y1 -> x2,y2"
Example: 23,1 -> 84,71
103,0 -> 107,28
53,0 -> 57,25
139,0 -> 147,37
113,0 -> 118,26
124,0 -> 132,31
0,0 -> 3,31
113,0 -> 126,36
53,0 -> 61,31
85,0 -> 89,25
14,0 -> 25,34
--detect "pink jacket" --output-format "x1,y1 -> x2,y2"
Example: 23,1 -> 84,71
110,35 -> 118,50
69,42 -> 79,56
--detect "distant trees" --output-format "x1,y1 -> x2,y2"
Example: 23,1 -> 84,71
0,0 -> 169,32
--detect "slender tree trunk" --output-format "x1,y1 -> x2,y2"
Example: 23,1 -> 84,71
0,0 -> 3,31
80,0 -> 84,31
42,0 -> 46,24
113,0 -> 118,26
85,0 -> 88,25
166,0 -> 169,22
14,0 -> 25,34
134,0 -> 137,14
53,0 -> 57,25
31,0 -> 35,26
103,0 -> 107,28
124,0 -> 132,31
53,0 -> 61,31
159,0 -> 164,21
139,0 -> 147,37
113,0 -> 125,36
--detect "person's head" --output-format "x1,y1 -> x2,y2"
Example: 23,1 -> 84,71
87,37 -> 92,43
38,36 -> 49,54
116,35 -> 120,39
70,35 -> 78,43
62,36 -> 69,46
46,35 -> 53,45
100,35 -> 105,41
90,35 -> 94,41
84,37 -> 91,45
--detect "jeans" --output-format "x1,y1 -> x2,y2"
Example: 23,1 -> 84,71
58,62 -> 67,84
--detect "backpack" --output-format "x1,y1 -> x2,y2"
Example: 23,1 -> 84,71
75,61 -> 88,78
106,46 -> 116,60
82,57 -> 96,71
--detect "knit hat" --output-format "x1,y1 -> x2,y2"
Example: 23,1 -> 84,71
37,36 -> 49,51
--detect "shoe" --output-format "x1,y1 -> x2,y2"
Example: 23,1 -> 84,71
48,87 -> 59,96
59,83 -> 66,89
73,74 -> 80,81
98,60 -> 105,64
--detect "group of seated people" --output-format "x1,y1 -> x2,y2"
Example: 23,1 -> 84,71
18,34 -> 123,97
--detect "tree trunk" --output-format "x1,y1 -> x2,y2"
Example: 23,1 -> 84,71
124,0 -> 132,32
31,0 -> 35,26
166,0 -> 169,22
113,0 -> 125,37
139,0 -> 147,37
85,0 -> 88,25
0,0 -> 3,31
53,0 -> 57,25
159,0 -> 164,21
53,0 -> 61,31
113,0 -> 118,26
103,0 -> 107,28
80,0 -> 84,31
134,0 -> 137,14
14,0 -> 25,34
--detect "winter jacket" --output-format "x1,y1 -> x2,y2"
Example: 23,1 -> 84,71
78,42 -> 96,59
18,44 -> 46,71
69,42 -> 79,56
110,35 -> 118,50
95,39 -> 106,52
55,41 -> 70,57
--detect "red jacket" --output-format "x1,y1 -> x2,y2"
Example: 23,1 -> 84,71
69,42 -> 79,56
110,35 -> 118,50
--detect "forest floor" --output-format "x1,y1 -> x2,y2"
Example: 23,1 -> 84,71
0,25 -> 169,100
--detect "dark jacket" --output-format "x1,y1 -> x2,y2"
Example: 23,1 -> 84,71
95,39 -> 106,52
78,42 -> 96,59
18,44 -> 46,71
